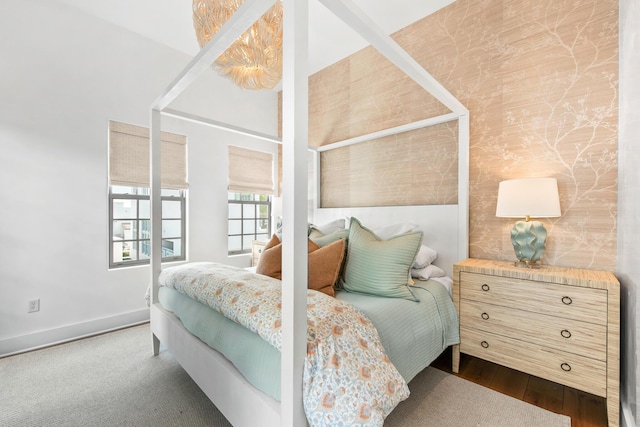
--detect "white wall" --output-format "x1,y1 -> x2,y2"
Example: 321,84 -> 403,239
618,0 -> 640,425
0,0 -> 278,356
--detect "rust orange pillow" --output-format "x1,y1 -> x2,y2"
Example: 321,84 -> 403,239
255,235 -> 346,297
255,234 -> 283,279
307,238 -> 346,297
256,235 -> 319,280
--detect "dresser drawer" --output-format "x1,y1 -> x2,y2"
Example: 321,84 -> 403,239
460,272 -> 607,325
460,326 -> 607,397
460,300 -> 607,360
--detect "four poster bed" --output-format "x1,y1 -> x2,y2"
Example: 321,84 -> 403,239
149,0 -> 469,426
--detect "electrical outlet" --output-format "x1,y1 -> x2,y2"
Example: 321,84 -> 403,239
28,299 -> 40,313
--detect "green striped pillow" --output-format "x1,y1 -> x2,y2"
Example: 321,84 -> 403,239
339,218 -> 423,301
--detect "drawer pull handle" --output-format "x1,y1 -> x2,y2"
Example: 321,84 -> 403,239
481,312 -> 490,320
561,329 -> 572,339
561,296 -> 573,305
481,341 -> 489,348
561,363 -> 572,372
481,284 -> 490,291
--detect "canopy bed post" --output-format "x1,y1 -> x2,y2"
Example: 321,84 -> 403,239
150,107 -> 162,356
280,0 -> 309,425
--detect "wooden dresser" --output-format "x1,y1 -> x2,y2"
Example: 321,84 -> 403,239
452,258 -> 620,427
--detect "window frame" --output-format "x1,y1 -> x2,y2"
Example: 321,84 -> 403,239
109,187 -> 186,269
228,193 -> 272,255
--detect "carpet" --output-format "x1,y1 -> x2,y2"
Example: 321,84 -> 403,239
0,324 -> 570,426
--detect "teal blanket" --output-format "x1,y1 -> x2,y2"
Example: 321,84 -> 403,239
158,277 -> 459,402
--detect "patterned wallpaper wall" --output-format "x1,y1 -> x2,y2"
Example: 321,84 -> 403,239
308,0 -> 618,271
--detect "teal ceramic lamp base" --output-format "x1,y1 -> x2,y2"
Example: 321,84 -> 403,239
510,219 -> 547,268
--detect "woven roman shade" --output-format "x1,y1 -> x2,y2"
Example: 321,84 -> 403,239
228,145 -> 274,195
109,121 -> 188,189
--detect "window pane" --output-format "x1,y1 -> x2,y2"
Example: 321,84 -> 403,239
243,204 -> 256,219
256,233 -> 269,242
139,220 -> 151,239
112,241 -> 133,263
243,235 -> 254,251
243,219 -> 255,234
228,236 -> 242,252
228,203 -> 242,218
112,186 -> 138,195
112,199 -> 137,219
139,200 -> 150,219
162,189 -> 180,197
139,240 -> 151,260
127,241 -> 140,261
113,220 -> 136,240
257,204 -> 269,219
257,218 -> 269,233
163,200 -> 182,218
163,239 -> 182,257
162,220 -> 181,238
229,220 -> 242,235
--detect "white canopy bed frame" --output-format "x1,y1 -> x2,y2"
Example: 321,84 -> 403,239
149,0 -> 469,426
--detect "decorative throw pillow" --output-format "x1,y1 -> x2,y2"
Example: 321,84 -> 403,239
255,234 -> 285,279
411,264 -> 446,280
340,217 -> 423,301
369,222 -> 419,240
413,245 -> 438,269
307,238 -> 346,297
256,235 -> 318,279
255,235 -> 345,297
309,228 -> 350,247
308,218 -> 345,235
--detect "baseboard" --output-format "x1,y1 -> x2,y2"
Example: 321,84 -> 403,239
622,399 -> 636,427
0,309 -> 150,358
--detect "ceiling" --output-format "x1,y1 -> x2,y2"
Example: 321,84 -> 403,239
55,0 -> 454,75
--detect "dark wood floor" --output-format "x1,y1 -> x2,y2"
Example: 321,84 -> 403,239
431,349 -> 608,427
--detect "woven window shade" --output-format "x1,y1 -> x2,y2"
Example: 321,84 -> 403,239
320,123 -> 458,207
228,145 -> 274,195
109,121 -> 188,189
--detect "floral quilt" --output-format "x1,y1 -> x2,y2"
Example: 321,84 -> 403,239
159,262 -> 409,426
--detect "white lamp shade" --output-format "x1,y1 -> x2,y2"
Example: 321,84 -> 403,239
496,178 -> 561,218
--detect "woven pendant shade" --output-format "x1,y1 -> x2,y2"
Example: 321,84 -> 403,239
193,0 -> 283,90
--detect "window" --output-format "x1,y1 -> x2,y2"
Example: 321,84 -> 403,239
108,121 -> 188,268
227,146 -> 275,255
109,186 -> 186,267
228,193 -> 271,254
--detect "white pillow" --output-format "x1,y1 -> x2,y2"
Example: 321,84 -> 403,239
370,222 -> 419,240
411,264 -> 446,280
309,218 -> 345,235
413,245 -> 438,269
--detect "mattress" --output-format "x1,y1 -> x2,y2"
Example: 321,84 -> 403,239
158,277 -> 459,402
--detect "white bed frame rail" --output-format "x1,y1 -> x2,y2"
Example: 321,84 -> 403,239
149,1 -> 468,426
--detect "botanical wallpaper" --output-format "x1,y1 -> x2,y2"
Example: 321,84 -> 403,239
309,0 -> 618,271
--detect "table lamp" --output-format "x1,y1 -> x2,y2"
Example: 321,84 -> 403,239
496,178 -> 561,268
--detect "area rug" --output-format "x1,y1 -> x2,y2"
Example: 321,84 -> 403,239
0,324 -> 570,426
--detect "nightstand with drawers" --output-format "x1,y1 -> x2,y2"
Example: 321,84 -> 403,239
452,258 -> 620,427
